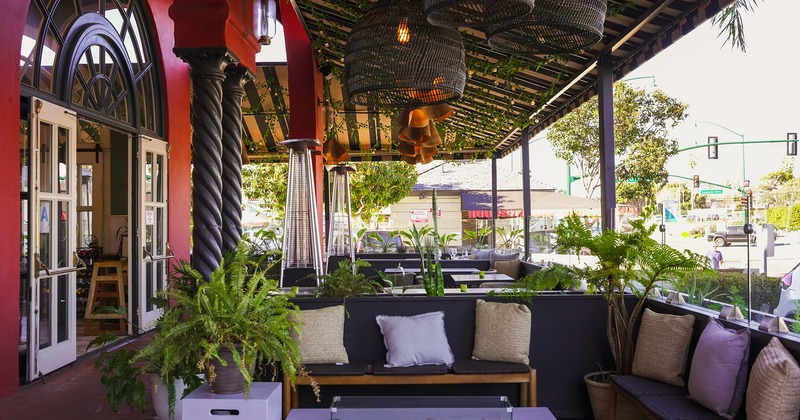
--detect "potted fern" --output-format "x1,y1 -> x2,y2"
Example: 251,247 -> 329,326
514,213 -> 709,418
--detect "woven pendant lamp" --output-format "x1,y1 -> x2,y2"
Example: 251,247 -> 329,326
487,0 -> 607,55
424,0 -> 535,29
345,0 -> 466,107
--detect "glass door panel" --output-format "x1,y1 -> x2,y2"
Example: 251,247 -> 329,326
29,98 -> 77,379
138,137 -> 169,328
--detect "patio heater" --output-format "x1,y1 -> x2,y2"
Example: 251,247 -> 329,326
327,165 -> 356,265
280,139 -> 324,287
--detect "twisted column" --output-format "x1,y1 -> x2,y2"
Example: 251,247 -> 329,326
221,66 -> 251,253
177,50 -> 233,279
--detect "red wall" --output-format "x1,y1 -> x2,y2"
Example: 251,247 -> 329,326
145,0 -> 193,263
0,0 -> 28,399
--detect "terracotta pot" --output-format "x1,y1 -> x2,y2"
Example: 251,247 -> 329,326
584,372 -> 645,420
208,346 -> 247,394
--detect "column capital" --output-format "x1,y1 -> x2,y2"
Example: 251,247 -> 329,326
175,48 -> 238,80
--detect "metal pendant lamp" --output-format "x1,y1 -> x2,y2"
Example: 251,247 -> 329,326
280,138 -> 324,287
345,0 -> 466,107
424,0 -> 536,29
326,165 -> 356,264
487,0 -> 607,55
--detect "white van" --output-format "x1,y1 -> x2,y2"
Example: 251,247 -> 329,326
774,262 -> 800,318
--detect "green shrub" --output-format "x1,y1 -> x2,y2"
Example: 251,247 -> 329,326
681,270 -> 782,313
766,205 -> 800,231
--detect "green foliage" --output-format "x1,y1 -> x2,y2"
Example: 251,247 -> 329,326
151,242 -> 306,399
766,205 -> 800,231
726,285 -> 749,320
548,83 -> 687,204
514,214 -> 710,375
463,226 -> 492,249
684,270 -> 782,313
679,274 -> 720,306
242,161 -> 417,226
496,226 -> 524,250
712,0 -> 762,52
349,162 -> 418,223
315,259 -> 383,298
242,163 -> 288,220
408,191 -> 444,297
437,232 -> 459,251
792,304 -> 800,334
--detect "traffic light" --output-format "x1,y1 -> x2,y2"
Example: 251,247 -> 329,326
693,175 -> 700,188
788,132 -> 798,156
708,136 -> 718,159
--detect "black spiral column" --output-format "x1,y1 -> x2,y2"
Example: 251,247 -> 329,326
176,49 -> 234,279
221,66 -> 252,253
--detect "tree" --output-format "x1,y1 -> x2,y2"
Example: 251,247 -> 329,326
548,83 -> 688,207
242,161 -> 418,225
758,158 -> 799,207
712,0 -> 762,52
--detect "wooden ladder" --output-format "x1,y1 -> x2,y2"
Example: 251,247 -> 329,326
83,260 -> 127,335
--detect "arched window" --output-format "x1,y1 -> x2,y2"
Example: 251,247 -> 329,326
20,0 -> 161,135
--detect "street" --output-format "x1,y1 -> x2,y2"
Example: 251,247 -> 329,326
658,222 -> 799,277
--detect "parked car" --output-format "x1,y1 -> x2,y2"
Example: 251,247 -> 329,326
706,225 -> 756,247
774,261 -> 800,319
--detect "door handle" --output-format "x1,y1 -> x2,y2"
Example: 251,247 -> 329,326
142,246 -> 175,262
34,251 -> 87,277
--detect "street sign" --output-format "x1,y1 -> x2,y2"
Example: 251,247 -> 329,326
699,189 -> 723,195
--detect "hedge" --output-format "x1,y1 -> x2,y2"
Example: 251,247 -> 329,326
679,271 -> 782,314
766,205 -> 800,231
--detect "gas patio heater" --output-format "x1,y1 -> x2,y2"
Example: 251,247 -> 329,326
327,165 -> 356,265
280,138 -> 324,287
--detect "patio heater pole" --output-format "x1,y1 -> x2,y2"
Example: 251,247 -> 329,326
327,165 -> 356,267
280,139 -> 324,287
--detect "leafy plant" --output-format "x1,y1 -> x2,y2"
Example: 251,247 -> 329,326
463,226 -> 492,249
367,232 -> 397,253
408,190 -> 444,297
149,242 -> 309,399
514,213 -> 710,376
437,232 -> 459,252
727,285 -> 749,320
680,273 -> 720,306
496,226 -> 524,250
315,259 -> 384,298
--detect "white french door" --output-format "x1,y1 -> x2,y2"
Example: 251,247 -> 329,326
138,137 -> 170,328
29,98 -> 78,378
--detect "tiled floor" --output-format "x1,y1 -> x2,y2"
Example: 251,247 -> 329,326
0,336 -> 157,420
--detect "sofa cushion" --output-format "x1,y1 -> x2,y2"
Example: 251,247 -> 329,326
290,305 -> 349,364
489,250 -> 520,269
637,394 -> 725,420
451,359 -> 530,374
688,317 -> 750,419
632,308 -> 695,386
494,260 -> 521,281
303,362 -> 369,376
472,300 -> 531,364
746,337 -> 800,420
375,311 -> 455,368
372,363 -> 448,375
611,375 -> 685,398
470,248 -> 493,260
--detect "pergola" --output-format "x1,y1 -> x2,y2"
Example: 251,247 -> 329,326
233,0 -> 733,258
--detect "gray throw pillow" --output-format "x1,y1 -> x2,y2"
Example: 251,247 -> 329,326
493,260 -> 521,280
376,311 -> 455,368
687,317 -> 750,419
489,250 -> 520,269
471,248 -> 493,260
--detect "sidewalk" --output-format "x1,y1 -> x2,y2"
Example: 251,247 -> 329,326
0,339 -> 156,419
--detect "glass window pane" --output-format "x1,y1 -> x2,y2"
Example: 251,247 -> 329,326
20,2 -> 44,86
39,200 -> 52,267
155,154 -> 163,202
58,126 -> 69,193
57,200 -> 68,268
39,278 -> 52,350
145,262 -> 153,311
145,152 -> 153,202
156,208 -> 164,255
39,122 -> 52,193
57,275 -> 68,343
156,260 -> 165,296
20,118 -> 30,194
39,27 -> 62,94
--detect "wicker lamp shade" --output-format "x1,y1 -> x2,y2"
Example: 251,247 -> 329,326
487,0 -> 607,55
345,0 -> 466,107
424,0 -> 536,29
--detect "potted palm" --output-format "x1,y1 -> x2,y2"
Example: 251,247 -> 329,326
514,213 -> 708,418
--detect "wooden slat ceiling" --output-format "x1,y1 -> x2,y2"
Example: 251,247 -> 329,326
243,0 -> 734,162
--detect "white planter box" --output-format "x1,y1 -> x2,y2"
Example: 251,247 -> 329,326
182,382 -> 281,420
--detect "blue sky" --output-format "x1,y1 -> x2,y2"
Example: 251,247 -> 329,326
502,1 -> 800,197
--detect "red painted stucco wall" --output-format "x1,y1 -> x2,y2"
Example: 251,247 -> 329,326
0,0 -> 28,399
144,0 -> 193,264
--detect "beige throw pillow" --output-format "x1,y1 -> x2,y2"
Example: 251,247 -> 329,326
494,260 -> 521,281
632,308 -> 694,386
472,300 -> 531,364
290,305 -> 349,364
746,337 -> 800,420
